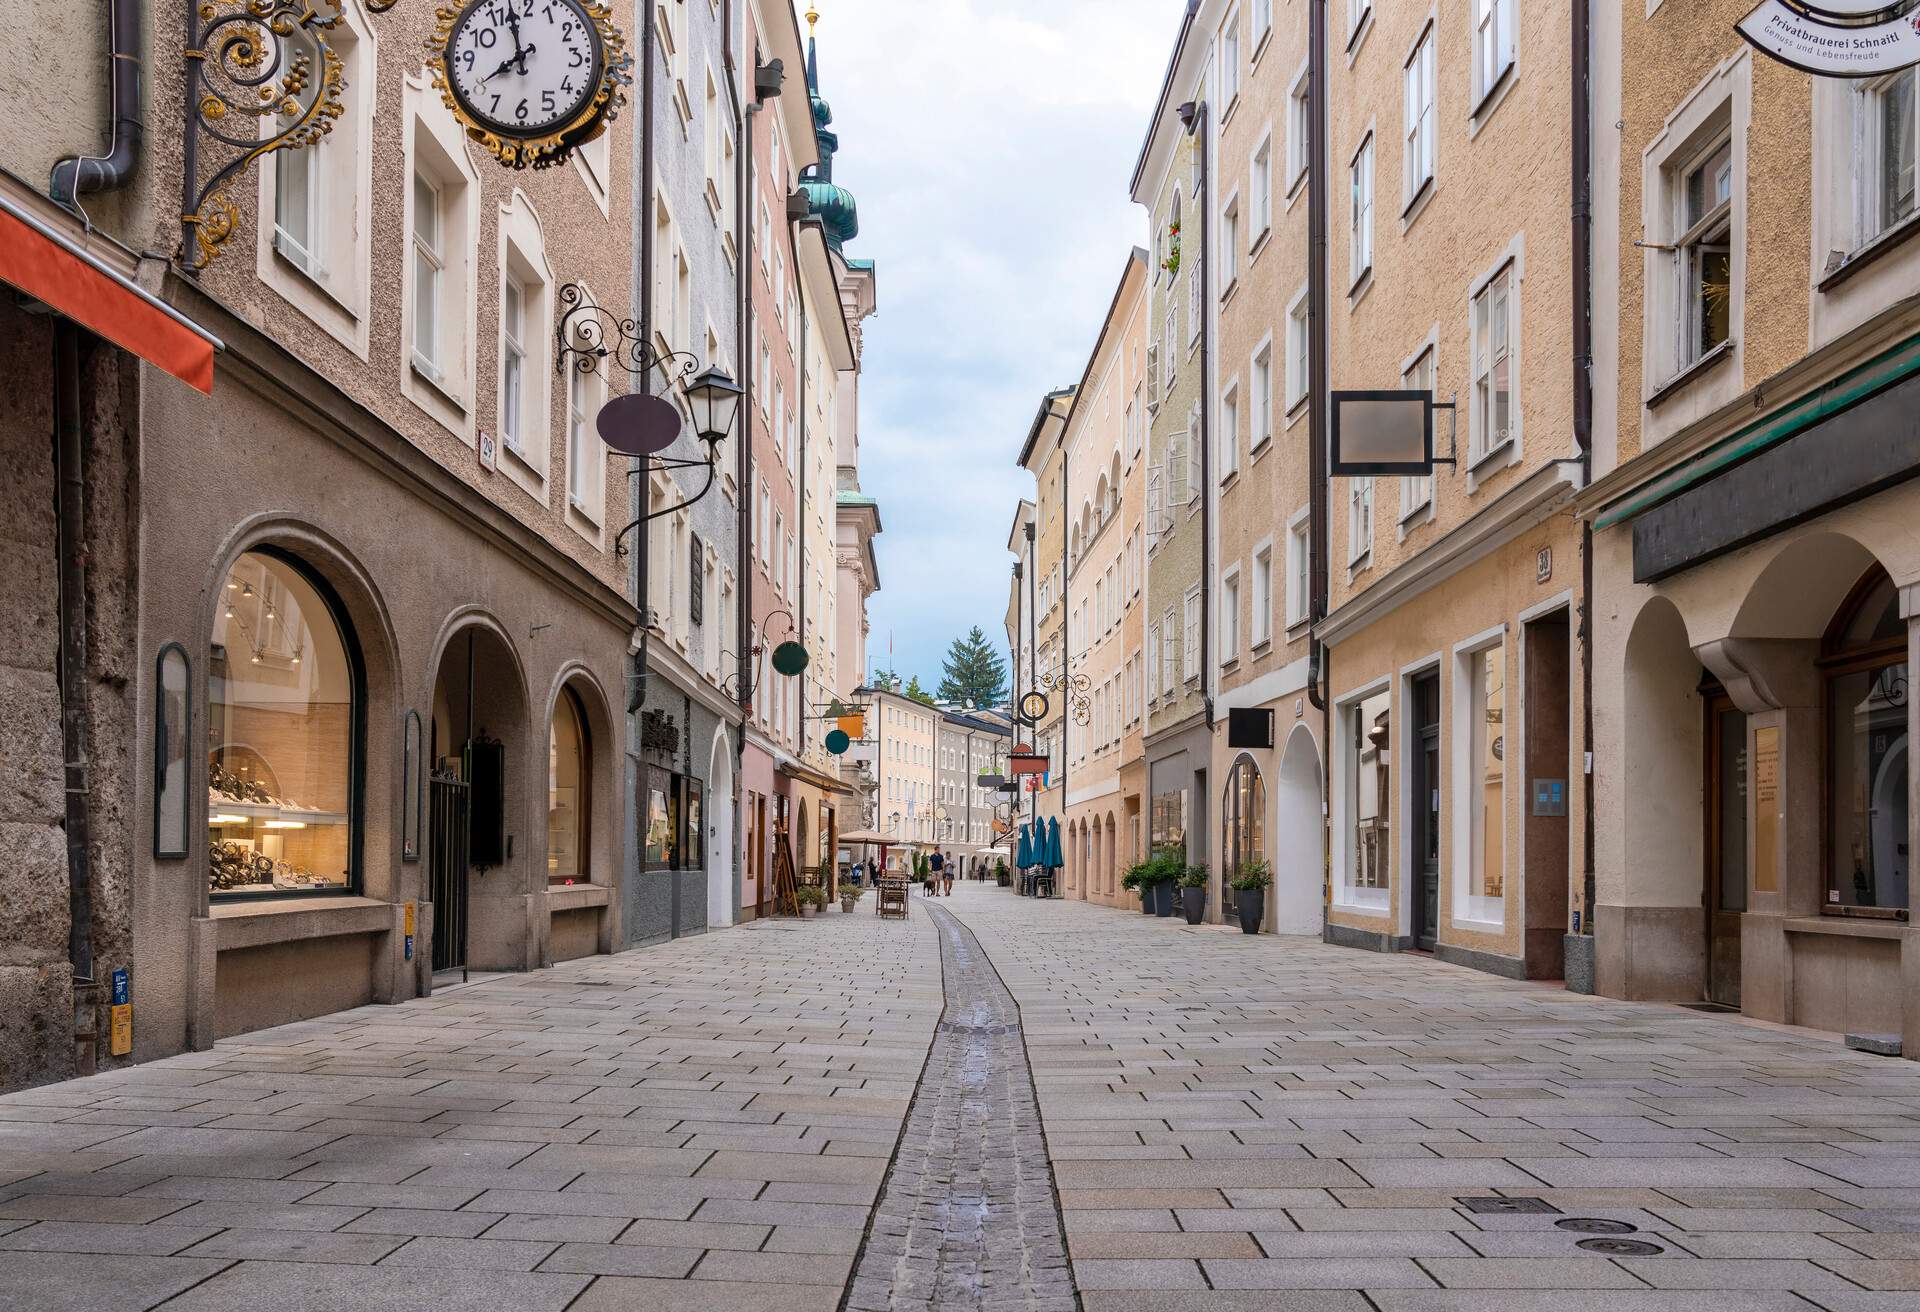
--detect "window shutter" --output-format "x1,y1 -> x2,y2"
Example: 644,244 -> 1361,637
1167,435 -> 1188,507
689,534 -> 705,626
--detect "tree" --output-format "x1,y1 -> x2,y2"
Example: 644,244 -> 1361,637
937,627 -> 1009,708
903,676 -> 937,707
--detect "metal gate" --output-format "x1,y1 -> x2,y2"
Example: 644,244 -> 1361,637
429,768 -> 470,974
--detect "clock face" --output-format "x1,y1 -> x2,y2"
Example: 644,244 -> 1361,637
446,0 -> 603,137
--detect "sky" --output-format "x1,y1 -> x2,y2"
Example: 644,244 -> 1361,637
817,0 -> 1175,695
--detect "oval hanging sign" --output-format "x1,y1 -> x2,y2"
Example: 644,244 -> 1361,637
771,641 -> 809,676
1738,0 -> 1920,76
597,392 -> 682,455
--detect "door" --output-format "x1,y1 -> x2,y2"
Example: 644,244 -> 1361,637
1704,688 -> 1747,1008
1411,673 -> 1441,951
428,768 -> 470,974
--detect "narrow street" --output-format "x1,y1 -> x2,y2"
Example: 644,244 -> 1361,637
3,884 -> 1920,1310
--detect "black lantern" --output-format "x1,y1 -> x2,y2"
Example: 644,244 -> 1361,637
686,366 -> 744,448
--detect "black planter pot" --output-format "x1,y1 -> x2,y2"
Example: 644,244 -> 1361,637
1152,881 -> 1176,917
1180,886 -> 1205,925
1236,888 -> 1266,934
1137,888 -> 1153,914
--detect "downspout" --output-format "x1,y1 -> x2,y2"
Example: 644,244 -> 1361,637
1307,0 -> 1333,928
1572,0 -> 1597,955
51,0 -> 142,209
1058,436 -> 1067,799
632,0 -> 656,713
1179,98 -> 1213,730
1026,524 -> 1037,839
732,10 -> 753,926
797,274 -> 808,753
54,323 -> 96,1009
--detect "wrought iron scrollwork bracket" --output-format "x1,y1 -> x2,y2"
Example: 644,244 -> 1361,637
1036,669 -> 1094,727
180,0 -> 349,272
554,283 -> 725,556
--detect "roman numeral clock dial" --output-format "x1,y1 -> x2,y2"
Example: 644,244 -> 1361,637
430,0 -> 630,169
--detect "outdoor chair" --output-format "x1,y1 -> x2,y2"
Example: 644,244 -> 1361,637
878,877 -> 908,920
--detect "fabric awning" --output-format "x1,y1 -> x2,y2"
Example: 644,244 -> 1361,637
0,197 -> 221,394
838,829 -> 904,845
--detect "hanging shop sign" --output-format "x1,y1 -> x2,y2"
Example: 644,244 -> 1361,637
1737,1 -> 1920,77
430,0 -> 633,168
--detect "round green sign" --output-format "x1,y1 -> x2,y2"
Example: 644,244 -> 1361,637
825,729 -> 851,755
771,641 -> 809,676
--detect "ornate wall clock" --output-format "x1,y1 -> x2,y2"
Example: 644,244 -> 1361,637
428,0 -> 632,168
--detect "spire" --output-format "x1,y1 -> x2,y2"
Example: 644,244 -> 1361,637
797,1 -> 858,253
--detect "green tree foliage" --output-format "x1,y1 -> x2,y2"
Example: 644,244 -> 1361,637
936,627 -> 1009,708
903,676 -> 937,706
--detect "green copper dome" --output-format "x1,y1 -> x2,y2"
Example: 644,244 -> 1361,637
800,27 -> 858,253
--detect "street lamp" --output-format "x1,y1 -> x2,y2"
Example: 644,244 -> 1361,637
685,366 -> 744,449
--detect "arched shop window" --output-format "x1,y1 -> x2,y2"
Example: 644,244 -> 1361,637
548,686 -> 589,886
1222,754 -> 1266,882
1823,566 -> 1909,915
208,549 -> 361,897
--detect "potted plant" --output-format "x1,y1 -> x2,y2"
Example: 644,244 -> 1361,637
1230,860 -> 1271,935
995,858 -> 1010,887
1178,863 -> 1209,925
840,882 -> 864,914
795,884 -> 826,920
1148,850 -> 1180,918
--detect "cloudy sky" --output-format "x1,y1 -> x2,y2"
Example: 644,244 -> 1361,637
817,0 -> 1176,694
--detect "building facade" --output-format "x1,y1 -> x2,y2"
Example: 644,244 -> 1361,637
1583,0 -> 1919,1048
936,709 -> 1015,876
1015,391 -> 1074,842
1061,251 -> 1150,909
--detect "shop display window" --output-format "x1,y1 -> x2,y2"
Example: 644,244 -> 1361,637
548,689 -> 588,886
683,776 -> 704,873
1150,787 -> 1188,858
208,550 -> 360,897
1349,689 -> 1391,891
1222,756 -> 1266,880
1824,569 -> 1909,915
1470,646 -> 1506,902
155,643 -> 191,859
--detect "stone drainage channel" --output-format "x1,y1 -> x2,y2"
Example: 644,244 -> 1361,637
841,902 -> 1080,1312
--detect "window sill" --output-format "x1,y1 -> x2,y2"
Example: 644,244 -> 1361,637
1820,213 -> 1920,292
1249,431 -> 1273,464
1398,496 -> 1433,527
1467,437 -> 1515,480
1287,168 -> 1308,208
410,354 -> 469,414
1646,339 -> 1735,409
210,895 -> 393,953
1220,277 -> 1240,308
1250,636 -> 1273,656
1345,7 -> 1373,61
1469,61 -> 1515,124
1285,394 -> 1310,428
1286,617 -> 1311,643
1220,468 -> 1240,493
1248,226 -> 1273,266
548,882 -> 612,912
1250,26 -> 1273,67
1400,174 -> 1435,227
1348,266 -> 1373,302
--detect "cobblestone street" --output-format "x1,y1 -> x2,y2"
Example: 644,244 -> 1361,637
8,883 -> 1920,1310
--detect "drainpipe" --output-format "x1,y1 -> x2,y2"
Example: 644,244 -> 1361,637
51,0 -> 142,209
632,0 -> 656,713
732,12 -> 754,926
1059,433 -> 1067,798
1307,0 -> 1333,926
796,275 -> 808,753
54,321 -> 97,1071
1178,98 -> 1213,731
1571,0 -> 1597,953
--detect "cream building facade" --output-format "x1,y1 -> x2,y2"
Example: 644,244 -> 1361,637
1015,390 -> 1074,841
1062,251 -> 1150,909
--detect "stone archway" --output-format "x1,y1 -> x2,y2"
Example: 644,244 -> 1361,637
1275,724 -> 1324,935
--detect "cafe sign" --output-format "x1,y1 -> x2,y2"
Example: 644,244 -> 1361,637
1738,0 -> 1920,77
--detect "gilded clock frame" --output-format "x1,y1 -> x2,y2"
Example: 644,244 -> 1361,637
427,0 -> 633,170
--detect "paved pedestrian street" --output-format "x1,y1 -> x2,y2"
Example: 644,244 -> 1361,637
6,884 -> 1920,1310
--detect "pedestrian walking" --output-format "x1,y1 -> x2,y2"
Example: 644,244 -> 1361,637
928,849 -> 944,896
941,852 -> 955,897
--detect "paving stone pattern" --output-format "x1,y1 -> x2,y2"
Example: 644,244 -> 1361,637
12,882 -> 1920,1310
940,887 -> 1920,1311
0,904 -> 944,1311
843,900 -> 1078,1312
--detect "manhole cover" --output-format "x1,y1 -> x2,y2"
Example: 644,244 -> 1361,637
1556,1218 -> 1637,1234
1577,1237 -> 1664,1256
1457,1196 -> 1559,1214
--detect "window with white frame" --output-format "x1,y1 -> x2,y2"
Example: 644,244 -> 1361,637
1182,588 -> 1201,681
1350,134 -> 1374,286
1251,132 -> 1274,240
1457,639 -> 1507,923
1221,195 -> 1240,293
1471,263 -> 1515,459
1285,288 -> 1309,410
1405,26 -> 1436,204
1858,70 -> 1919,246
1674,136 -> 1733,368
1252,544 -> 1274,647
411,172 -> 444,378
1348,477 -> 1373,564
1147,623 -> 1162,700
1400,346 -> 1434,516
1252,0 -> 1272,48
1187,255 -> 1202,345
1251,342 -> 1274,448
1163,304 -> 1178,390
500,275 -> 528,456
1349,0 -> 1371,45
1188,412 -> 1204,503
1346,688 -> 1392,899
1474,0 -> 1515,109
1221,7 -> 1242,108
565,360 -> 606,527
1162,607 -> 1178,692
496,193 -> 553,484
1286,517 -> 1310,626
1220,569 -> 1240,666
1220,382 -> 1240,480
1288,65 -> 1311,188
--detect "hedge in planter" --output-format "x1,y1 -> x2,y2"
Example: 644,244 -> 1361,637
1178,863 -> 1209,925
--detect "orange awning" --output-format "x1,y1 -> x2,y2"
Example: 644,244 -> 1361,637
0,199 -> 220,394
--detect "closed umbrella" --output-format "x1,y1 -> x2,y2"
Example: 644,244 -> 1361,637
1015,824 -> 1032,869
1046,816 -> 1064,869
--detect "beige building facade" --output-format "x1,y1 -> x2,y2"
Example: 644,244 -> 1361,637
1582,0 -> 1920,1050
1015,391 -> 1074,844
1062,251 -> 1150,909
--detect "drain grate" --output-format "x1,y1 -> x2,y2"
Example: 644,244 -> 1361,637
1577,1237 -> 1664,1256
1457,1196 -> 1559,1215
1556,1217 -> 1637,1234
